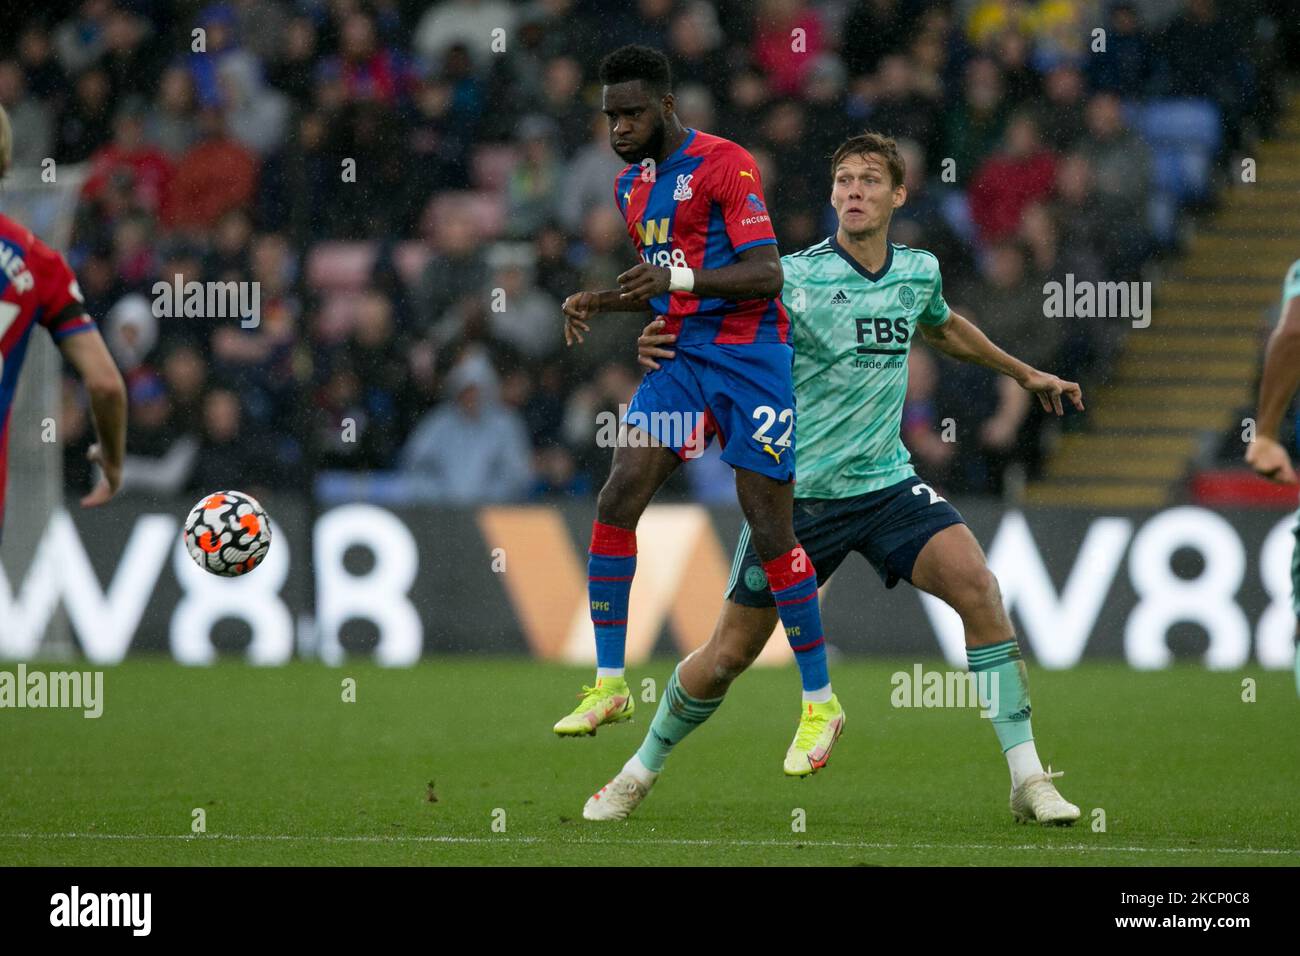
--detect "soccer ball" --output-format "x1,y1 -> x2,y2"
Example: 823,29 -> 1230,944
183,490 -> 272,576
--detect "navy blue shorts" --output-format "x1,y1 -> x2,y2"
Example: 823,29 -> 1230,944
725,475 -> 966,607
624,342 -> 796,482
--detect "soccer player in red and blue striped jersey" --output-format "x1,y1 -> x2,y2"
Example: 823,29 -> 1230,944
0,105 -> 126,542
556,46 -> 843,782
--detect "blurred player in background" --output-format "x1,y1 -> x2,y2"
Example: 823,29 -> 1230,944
0,104 -> 126,540
1244,258 -> 1300,693
558,46 -> 844,777
584,132 -> 1083,824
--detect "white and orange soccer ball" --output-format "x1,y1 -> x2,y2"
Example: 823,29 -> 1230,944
183,490 -> 272,576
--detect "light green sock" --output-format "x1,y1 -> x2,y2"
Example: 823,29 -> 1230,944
634,665 -> 724,773
967,639 -> 1034,752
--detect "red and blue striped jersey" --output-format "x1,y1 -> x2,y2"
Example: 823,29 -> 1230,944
615,128 -> 789,346
0,212 -> 96,524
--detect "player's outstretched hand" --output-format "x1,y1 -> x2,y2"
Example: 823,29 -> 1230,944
80,443 -> 122,508
637,316 -> 677,371
563,291 -> 597,345
1021,370 -> 1084,416
617,263 -> 670,305
1245,434 -> 1298,484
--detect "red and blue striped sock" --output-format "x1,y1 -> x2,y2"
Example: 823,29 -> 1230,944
763,546 -> 831,695
589,521 -> 636,675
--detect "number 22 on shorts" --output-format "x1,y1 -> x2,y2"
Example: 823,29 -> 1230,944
912,482 -> 947,505
752,405 -> 793,462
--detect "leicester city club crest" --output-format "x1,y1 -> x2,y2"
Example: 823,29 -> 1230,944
899,285 -> 916,311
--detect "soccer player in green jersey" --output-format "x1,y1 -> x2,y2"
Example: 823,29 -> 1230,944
582,131 -> 1085,825
1244,258 -> 1300,693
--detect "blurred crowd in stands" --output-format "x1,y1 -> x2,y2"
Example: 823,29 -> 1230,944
0,0 -> 1285,504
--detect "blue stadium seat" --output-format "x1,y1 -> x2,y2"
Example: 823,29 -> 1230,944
316,470 -> 418,505
1138,98 -> 1221,204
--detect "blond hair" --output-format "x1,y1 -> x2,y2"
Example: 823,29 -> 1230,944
0,103 -> 11,179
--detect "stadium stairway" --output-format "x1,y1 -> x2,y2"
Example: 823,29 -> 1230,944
1023,93 -> 1300,509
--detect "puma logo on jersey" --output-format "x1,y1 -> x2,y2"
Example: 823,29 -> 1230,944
762,444 -> 785,463
738,169 -> 755,180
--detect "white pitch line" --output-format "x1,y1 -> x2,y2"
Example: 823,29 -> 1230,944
0,832 -> 1297,856
0,832 -> 544,845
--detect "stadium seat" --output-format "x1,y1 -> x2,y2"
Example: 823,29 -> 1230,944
423,191 -> 507,242
307,242 -> 376,293
1138,98 -> 1222,205
315,469 -> 418,505
940,189 -> 977,245
394,240 -> 432,289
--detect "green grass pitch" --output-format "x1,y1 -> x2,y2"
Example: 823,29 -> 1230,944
1,659 -> 1297,866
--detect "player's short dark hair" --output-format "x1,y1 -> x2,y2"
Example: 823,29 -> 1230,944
599,45 -> 672,98
830,131 -> 906,189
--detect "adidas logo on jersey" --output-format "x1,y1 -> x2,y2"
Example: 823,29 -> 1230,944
831,290 -> 850,305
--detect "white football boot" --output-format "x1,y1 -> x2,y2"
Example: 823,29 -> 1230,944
583,770 -> 654,821
1009,766 -> 1081,825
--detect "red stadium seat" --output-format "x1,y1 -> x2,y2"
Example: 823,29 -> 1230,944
394,241 -> 432,289
421,192 -> 507,243
306,242 -> 376,293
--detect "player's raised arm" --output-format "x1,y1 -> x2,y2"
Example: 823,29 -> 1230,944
615,243 -> 783,306
58,328 -> 127,506
920,309 -> 1083,416
1245,289 -> 1300,483
562,287 -> 657,346
563,244 -> 784,345
567,242 -> 783,340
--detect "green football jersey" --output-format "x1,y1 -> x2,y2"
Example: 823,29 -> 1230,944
1281,258 -> 1300,613
1284,258 -> 1300,307
781,236 -> 950,499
